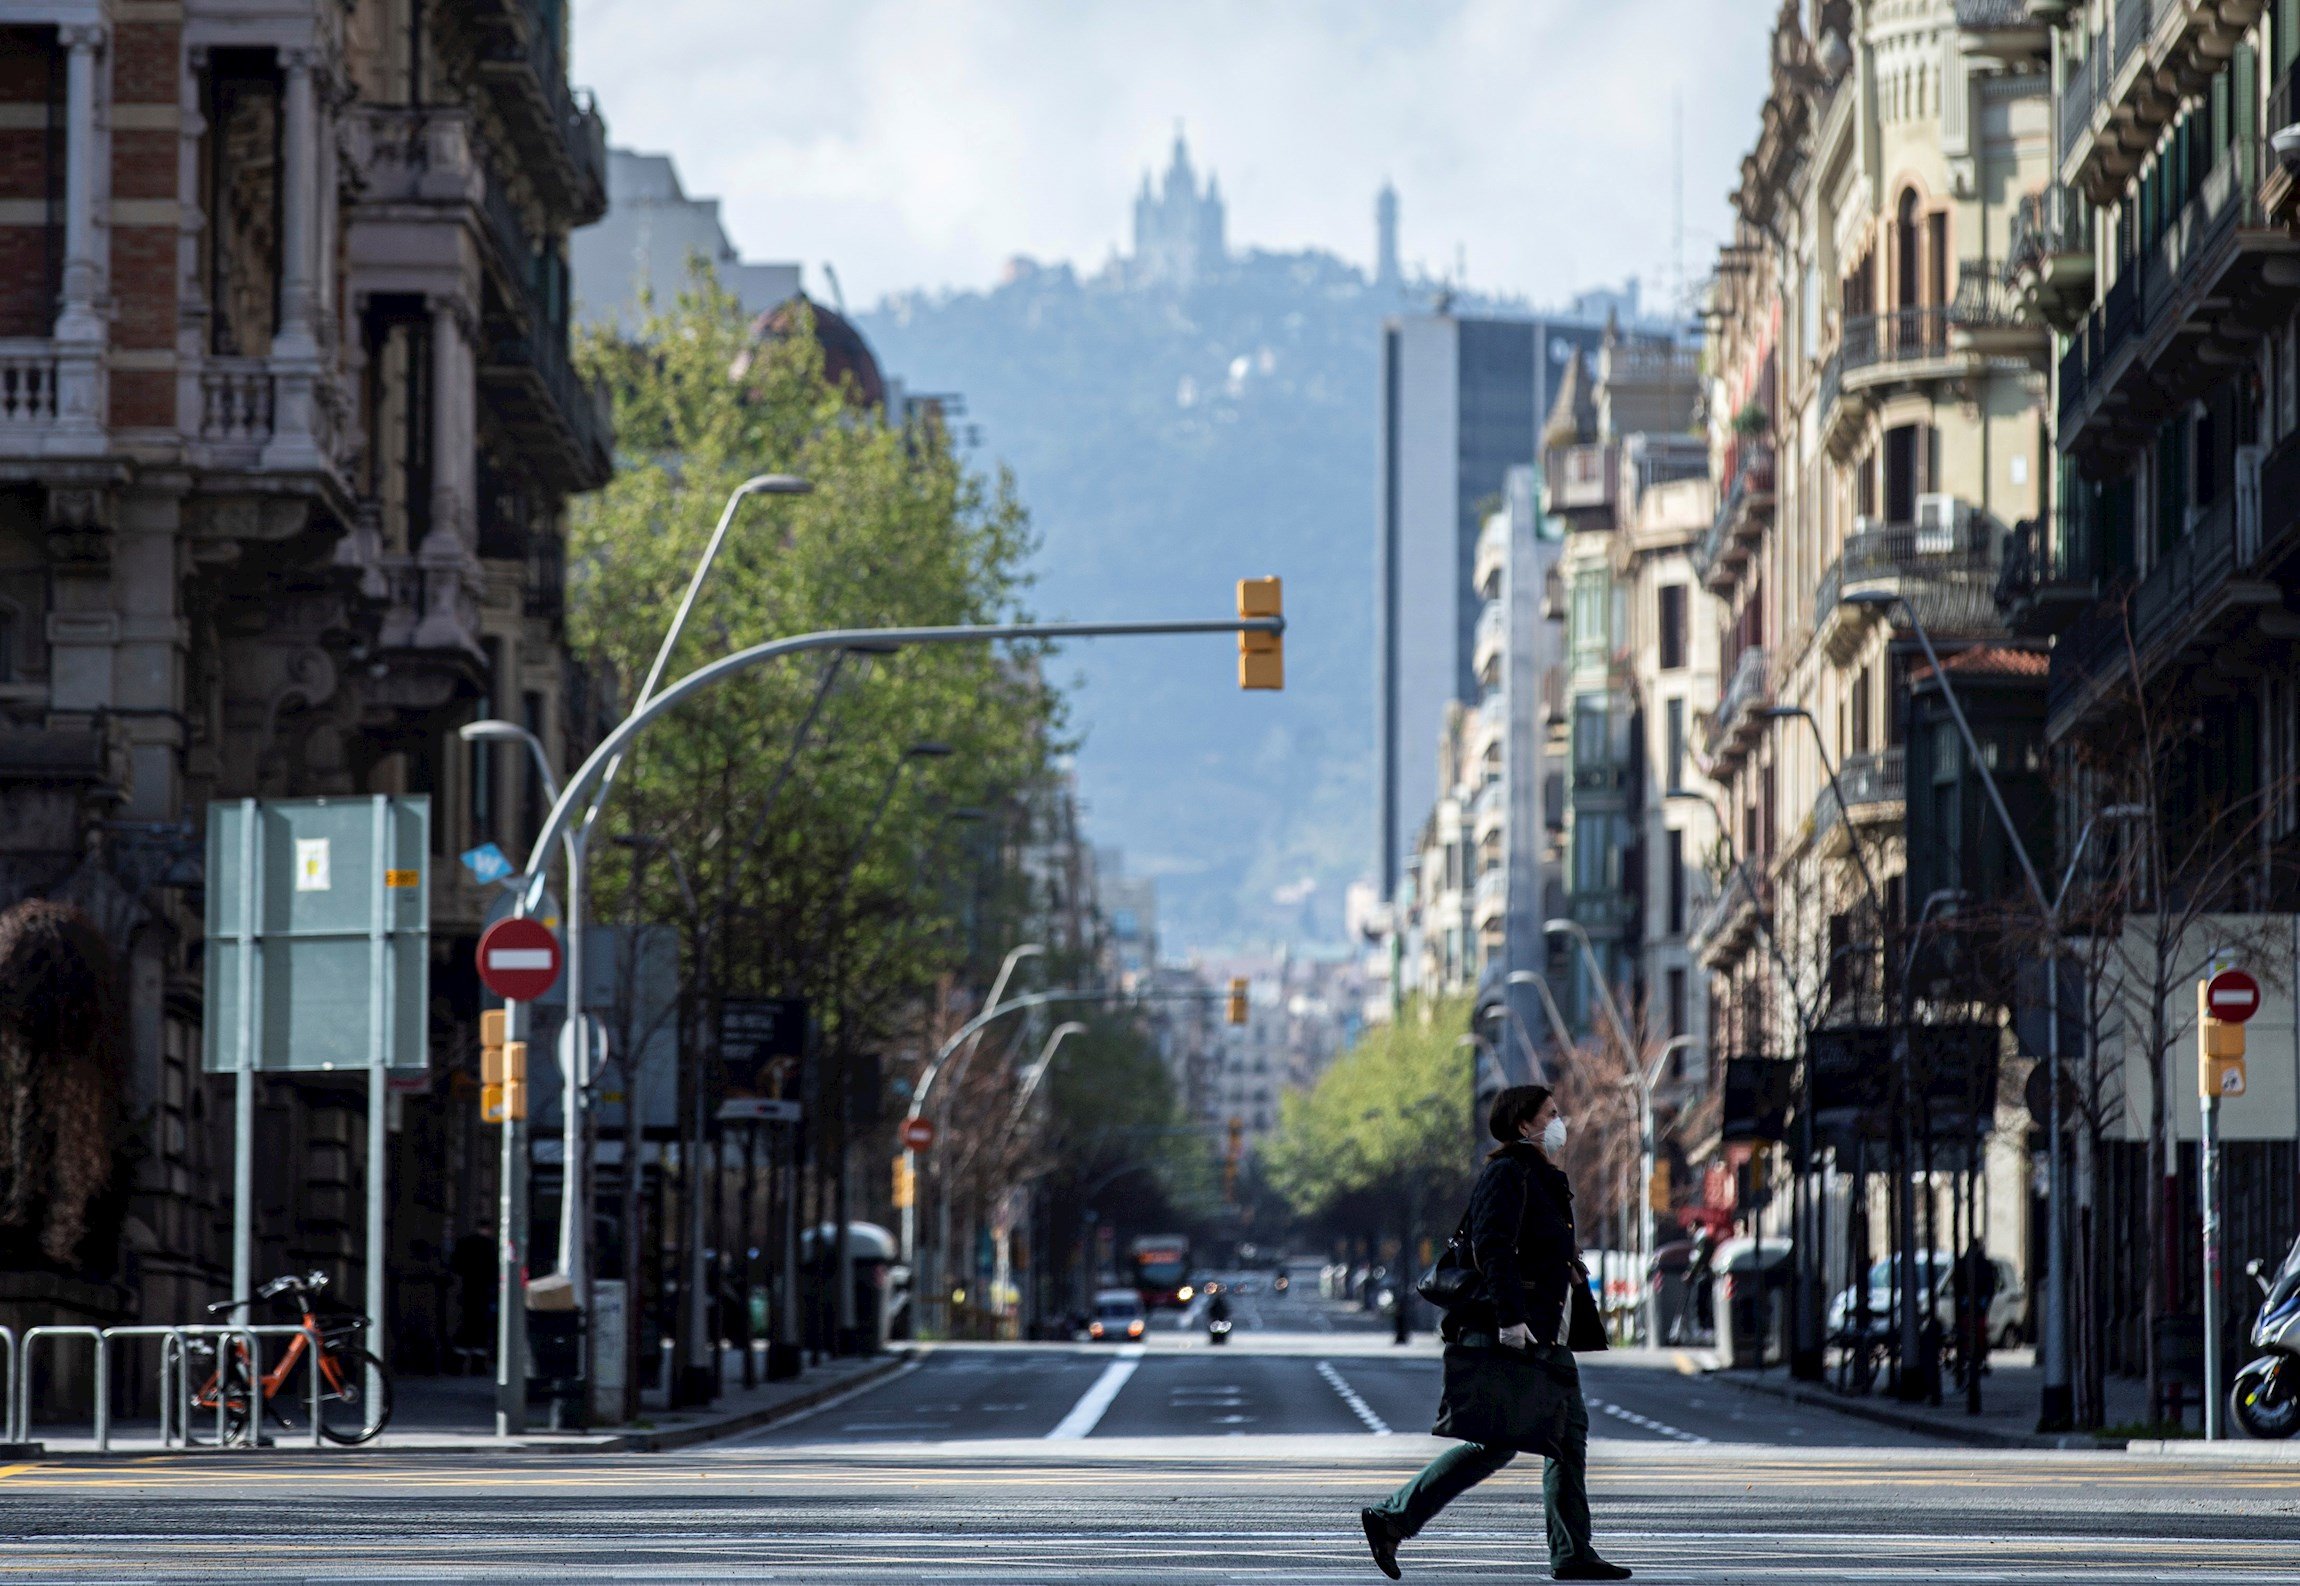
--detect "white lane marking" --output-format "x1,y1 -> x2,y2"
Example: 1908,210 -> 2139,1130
1316,1359 -> 1391,1435
1046,1345 -> 1143,1439
1589,1395 -> 1708,1445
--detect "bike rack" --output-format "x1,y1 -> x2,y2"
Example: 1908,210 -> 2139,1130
14,1327 -> 107,1448
10,1323 -> 325,1452
169,1325 -> 324,1450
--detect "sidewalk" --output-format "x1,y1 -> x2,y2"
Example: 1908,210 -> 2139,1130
1700,1347 -> 2158,1450
16,1348 -> 911,1458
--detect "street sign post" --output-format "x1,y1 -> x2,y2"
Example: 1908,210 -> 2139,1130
204,795 -> 429,1422
478,916 -> 563,1002
2197,971 -> 2256,1440
901,1116 -> 936,1153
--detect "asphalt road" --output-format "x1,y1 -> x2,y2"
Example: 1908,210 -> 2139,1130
2,1440 -> 2295,1581
1,1277 -> 2292,1581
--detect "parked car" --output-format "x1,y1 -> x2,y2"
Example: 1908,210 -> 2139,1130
1087,1287 -> 1147,1342
1827,1252 -> 2023,1348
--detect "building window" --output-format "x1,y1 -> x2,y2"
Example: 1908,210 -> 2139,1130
201,53 -> 283,358
471,638 -> 501,843
1658,584 -> 1687,671
1665,699 -> 1686,792
1667,967 -> 1687,1043
1851,666 -> 1872,756
1667,828 -> 1686,936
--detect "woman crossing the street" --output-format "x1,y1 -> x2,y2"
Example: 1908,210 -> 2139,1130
1358,1084 -> 1631,1581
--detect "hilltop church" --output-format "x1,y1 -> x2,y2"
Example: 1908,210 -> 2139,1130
1129,130 -> 1227,287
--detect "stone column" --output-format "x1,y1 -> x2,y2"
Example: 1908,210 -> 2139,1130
261,47 -> 326,471
48,24 -> 107,455
415,297 -> 479,653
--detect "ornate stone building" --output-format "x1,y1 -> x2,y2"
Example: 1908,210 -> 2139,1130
0,0 -> 608,1361
1129,130 -> 1225,287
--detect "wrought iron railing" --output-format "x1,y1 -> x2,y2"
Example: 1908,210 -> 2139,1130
1954,0 -> 2032,24
1951,259 -> 2029,331
1814,518 -> 1997,633
2008,184 -> 2090,283
1705,645 -> 1770,757
1814,749 -> 1906,842
1841,307 -> 1952,374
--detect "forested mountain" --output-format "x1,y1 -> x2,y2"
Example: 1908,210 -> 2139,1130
859,251 -> 1405,948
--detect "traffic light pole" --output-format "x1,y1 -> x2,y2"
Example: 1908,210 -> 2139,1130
511,612 -> 1285,919
496,997 -> 527,1438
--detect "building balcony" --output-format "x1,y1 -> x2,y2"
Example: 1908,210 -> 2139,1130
1813,507 -> 2003,664
2060,138 -> 2291,471
1541,663 -> 1567,728
1473,865 -> 1508,929
1995,507 -> 2106,638
1820,308 -> 1975,456
1956,0 -> 2051,67
1702,644 -> 1771,773
2061,1 -> 2268,199
1471,776 -> 1506,845
467,0 -> 609,226
1545,442 -> 1617,517
1570,759 -> 1632,801
481,313 -> 613,495
1813,748 -> 1905,861
1567,889 -> 1634,937
2047,438 -> 2297,732
2005,185 -> 2095,332
1474,512 -> 1508,599
1473,598 -> 1507,686
187,353 -> 356,499
1951,258 -> 2049,362
1690,864 -> 1766,969
0,336 -> 106,462
1695,439 -> 1775,596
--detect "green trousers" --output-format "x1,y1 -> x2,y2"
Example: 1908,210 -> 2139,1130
1372,1360 -> 1593,1569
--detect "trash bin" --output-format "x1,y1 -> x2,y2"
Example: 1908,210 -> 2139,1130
1711,1235 -> 1794,1368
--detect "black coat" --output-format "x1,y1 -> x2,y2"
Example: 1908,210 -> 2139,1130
1448,1142 -> 1580,1346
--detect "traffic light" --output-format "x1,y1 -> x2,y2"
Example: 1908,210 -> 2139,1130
2199,981 -> 2249,1098
480,1009 -> 528,1124
1237,576 -> 1283,690
892,1152 -> 915,1210
1226,976 -> 1248,1025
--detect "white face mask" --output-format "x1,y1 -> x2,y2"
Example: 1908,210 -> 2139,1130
1541,1116 -> 1568,1154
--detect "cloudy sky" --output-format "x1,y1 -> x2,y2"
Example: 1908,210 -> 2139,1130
571,1 -> 1778,310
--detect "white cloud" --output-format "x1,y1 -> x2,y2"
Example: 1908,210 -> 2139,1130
572,0 -> 1776,309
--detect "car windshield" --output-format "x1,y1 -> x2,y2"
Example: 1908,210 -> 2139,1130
1096,1302 -> 1140,1320
1137,1260 -> 1185,1285
1865,1254 -> 1949,1287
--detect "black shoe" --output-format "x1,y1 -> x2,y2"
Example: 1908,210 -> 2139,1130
1553,1559 -> 1632,1581
1360,1508 -> 1402,1580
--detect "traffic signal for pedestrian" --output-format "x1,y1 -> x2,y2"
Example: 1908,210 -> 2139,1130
480,1009 -> 528,1124
1237,577 -> 1283,690
1226,977 -> 1248,1025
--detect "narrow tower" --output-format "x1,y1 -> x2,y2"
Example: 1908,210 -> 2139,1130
1375,181 -> 1400,288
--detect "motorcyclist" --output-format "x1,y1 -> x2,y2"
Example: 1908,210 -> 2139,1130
1207,1283 -> 1233,1328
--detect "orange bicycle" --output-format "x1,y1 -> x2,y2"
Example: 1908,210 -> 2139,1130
190,1270 -> 393,1445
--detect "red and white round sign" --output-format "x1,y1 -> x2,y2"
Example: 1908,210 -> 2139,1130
477,916 -> 562,1002
2208,968 -> 2261,1024
900,1116 -> 936,1153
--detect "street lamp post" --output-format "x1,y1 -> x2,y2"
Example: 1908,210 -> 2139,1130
1837,586 -> 2124,1429
1542,917 -> 1665,1346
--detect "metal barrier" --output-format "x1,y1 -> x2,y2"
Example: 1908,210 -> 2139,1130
14,1326 -> 106,1447
11,1323 -> 324,1451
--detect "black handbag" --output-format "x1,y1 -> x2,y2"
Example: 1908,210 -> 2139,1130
1431,1339 -> 1576,1455
1414,1210 -> 1479,1310
1566,1272 -> 1610,1353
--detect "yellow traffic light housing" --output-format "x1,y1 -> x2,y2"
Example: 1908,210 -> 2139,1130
1226,976 -> 1248,1025
1237,576 -> 1283,690
2198,981 -> 2249,1098
479,1011 -> 527,1123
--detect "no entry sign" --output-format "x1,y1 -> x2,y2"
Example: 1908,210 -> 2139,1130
477,916 -> 562,1002
2207,968 -> 2261,1024
900,1116 -> 936,1153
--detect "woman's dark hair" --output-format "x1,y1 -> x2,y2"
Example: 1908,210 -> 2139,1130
1487,1084 -> 1553,1152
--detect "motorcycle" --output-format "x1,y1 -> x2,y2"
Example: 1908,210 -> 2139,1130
2232,1232 -> 2300,1439
1207,1317 -> 1232,1345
